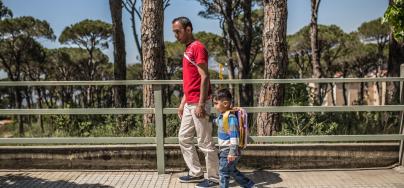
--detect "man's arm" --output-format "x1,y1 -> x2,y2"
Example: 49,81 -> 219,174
195,62 -> 209,118
178,96 -> 186,119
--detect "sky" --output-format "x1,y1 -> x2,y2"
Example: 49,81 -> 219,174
1,0 -> 389,75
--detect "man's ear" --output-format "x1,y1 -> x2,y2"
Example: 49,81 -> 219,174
185,26 -> 192,33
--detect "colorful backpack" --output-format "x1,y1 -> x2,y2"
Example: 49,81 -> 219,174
222,107 -> 249,149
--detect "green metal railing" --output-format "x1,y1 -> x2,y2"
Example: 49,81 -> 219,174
0,65 -> 403,174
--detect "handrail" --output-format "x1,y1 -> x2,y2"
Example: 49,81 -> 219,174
0,105 -> 403,115
0,75 -> 403,174
1,134 -> 403,144
0,77 -> 403,86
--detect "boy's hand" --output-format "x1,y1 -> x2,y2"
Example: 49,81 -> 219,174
227,154 -> 236,162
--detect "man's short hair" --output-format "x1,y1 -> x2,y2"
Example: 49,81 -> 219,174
214,88 -> 233,102
172,16 -> 193,31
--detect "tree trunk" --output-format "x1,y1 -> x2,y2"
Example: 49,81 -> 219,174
36,88 -> 45,134
24,87 -> 33,128
141,0 -> 165,129
130,12 -> 143,65
221,0 -> 253,107
309,0 -> 322,106
342,83 -> 348,105
239,0 -> 253,107
14,87 -> 24,136
123,0 -> 143,65
222,24 -> 238,105
386,32 -> 404,104
256,0 -> 288,136
360,82 -> 365,105
110,0 -> 128,132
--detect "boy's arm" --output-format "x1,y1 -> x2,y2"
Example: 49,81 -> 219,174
228,115 -> 240,156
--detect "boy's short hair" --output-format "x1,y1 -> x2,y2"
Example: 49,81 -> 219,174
172,16 -> 193,31
214,88 -> 233,102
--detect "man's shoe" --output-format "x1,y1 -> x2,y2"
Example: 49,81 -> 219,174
195,179 -> 219,188
178,175 -> 204,183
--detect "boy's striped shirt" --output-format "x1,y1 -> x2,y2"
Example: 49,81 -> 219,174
216,113 -> 240,156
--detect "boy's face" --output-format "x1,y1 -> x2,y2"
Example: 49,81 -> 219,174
213,99 -> 231,113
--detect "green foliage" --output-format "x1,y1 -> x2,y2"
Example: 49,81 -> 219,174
358,17 -> 390,43
277,82 -> 400,136
278,84 -> 339,136
283,83 -> 310,106
127,64 -> 143,108
165,114 -> 180,137
164,41 -> 183,80
45,48 -> 90,80
52,115 -> 92,136
288,24 -> 346,52
336,34 -> 380,78
0,2 -> 400,139
0,88 -> 11,109
195,32 -> 223,56
278,113 -> 339,136
383,0 -> 404,41
287,24 -> 348,78
278,111 -> 400,136
0,16 -> 55,85
47,114 -> 154,137
0,0 -> 12,20
59,19 -> 112,49
127,63 -> 143,80
0,16 -> 55,40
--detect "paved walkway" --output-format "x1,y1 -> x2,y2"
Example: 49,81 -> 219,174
0,168 -> 404,188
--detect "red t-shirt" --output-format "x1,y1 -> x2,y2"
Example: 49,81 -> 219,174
182,40 -> 212,103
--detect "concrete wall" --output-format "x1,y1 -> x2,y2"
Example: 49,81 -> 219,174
0,143 -> 399,170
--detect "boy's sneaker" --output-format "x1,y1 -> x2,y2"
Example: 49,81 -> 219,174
178,174 -> 204,183
195,179 -> 219,188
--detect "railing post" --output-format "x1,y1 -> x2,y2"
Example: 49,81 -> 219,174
154,84 -> 165,174
399,64 -> 404,166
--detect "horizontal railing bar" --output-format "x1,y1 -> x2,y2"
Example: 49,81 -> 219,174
0,135 -> 402,144
1,135 -> 402,144
0,137 -> 156,144
0,77 -> 403,86
163,105 -> 404,114
1,105 -> 402,115
212,78 -> 404,84
0,80 -> 182,86
0,108 -> 154,115
242,105 -> 404,113
250,135 -> 404,142
164,134 -> 404,143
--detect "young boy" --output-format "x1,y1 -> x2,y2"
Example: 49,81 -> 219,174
213,89 -> 255,188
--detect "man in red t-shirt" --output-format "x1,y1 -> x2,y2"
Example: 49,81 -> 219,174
172,17 -> 219,188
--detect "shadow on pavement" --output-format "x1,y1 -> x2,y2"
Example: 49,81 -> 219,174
0,173 -> 113,188
228,170 -> 283,188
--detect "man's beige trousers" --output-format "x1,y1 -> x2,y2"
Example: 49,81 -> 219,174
178,101 -> 219,181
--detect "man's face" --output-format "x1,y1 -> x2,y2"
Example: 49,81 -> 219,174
172,21 -> 190,44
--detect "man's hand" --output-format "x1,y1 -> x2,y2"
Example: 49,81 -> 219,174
195,104 -> 206,118
227,154 -> 236,162
178,105 -> 184,119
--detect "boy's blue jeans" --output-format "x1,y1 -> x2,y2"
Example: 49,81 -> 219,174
219,149 -> 254,188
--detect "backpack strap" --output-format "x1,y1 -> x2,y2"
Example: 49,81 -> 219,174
222,110 -> 232,133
